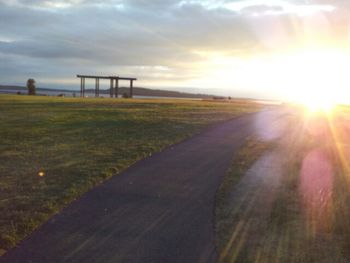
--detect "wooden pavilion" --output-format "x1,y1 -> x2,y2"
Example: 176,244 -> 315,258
77,75 -> 137,98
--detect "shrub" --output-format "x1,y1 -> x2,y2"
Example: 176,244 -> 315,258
27,79 -> 36,95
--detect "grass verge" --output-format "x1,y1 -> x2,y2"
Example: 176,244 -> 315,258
215,137 -> 274,260
0,95 -> 261,255
215,108 -> 350,263
265,109 -> 350,262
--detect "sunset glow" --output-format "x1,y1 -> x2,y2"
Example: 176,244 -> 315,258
4,1 -> 350,262
2,0 -> 350,103
191,46 -> 350,105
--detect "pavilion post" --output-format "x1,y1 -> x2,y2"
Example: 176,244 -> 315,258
80,77 -> 83,97
82,78 -> 85,97
115,78 -> 119,98
110,79 -> 113,98
95,78 -> 100,97
130,79 -> 133,98
95,78 -> 97,97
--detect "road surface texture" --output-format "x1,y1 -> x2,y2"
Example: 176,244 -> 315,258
1,109 -> 286,263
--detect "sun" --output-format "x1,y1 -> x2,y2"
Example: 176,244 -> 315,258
191,46 -> 350,106
302,98 -> 335,113
270,47 -> 350,108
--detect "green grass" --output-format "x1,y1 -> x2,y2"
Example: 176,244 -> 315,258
215,137 -> 273,262
262,109 -> 350,263
216,108 -> 350,262
0,94 -> 261,255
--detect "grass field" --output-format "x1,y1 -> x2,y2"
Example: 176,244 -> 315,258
216,107 -> 350,263
215,138 -> 273,262
262,108 -> 350,262
0,94 -> 261,255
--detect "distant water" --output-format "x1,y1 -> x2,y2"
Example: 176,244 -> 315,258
0,89 -> 281,104
253,100 -> 282,105
0,89 -> 200,100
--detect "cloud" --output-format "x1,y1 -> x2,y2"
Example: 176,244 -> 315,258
0,0 -> 348,89
224,0 -> 336,16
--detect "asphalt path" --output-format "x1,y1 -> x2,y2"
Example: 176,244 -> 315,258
0,109 -> 284,263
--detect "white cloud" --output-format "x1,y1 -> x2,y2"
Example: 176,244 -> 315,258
224,0 -> 336,16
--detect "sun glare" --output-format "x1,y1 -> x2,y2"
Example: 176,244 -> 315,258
303,98 -> 335,113
282,48 -> 346,104
194,47 -> 350,105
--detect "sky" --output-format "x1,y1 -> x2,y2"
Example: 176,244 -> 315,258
1,0 -> 350,101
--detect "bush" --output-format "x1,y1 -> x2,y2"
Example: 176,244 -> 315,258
27,79 -> 36,95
